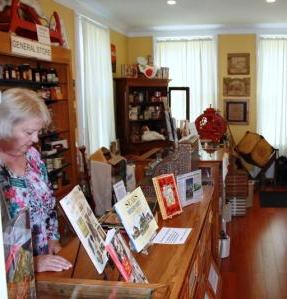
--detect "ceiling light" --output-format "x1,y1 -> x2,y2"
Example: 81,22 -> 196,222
167,0 -> 177,5
266,0 -> 276,3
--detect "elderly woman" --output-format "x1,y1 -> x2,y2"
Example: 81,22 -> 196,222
0,88 -> 72,272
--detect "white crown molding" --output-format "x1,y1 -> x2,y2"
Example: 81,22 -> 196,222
54,0 -> 128,34
54,1 -> 287,37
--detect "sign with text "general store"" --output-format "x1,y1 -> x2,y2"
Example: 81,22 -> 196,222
11,35 -> 51,61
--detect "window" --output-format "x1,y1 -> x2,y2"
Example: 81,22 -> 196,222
257,36 -> 287,155
154,36 -> 218,122
75,15 -> 115,155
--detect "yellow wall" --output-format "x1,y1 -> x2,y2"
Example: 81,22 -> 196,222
127,37 -> 153,65
38,1 -> 258,145
218,34 -> 257,144
110,30 -> 128,77
39,0 -> 75,77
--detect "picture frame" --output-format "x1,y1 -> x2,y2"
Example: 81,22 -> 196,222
227,53 -> 250,75
224,99 -> 249,125
111,44 -> 116,73
223,77 -> 250,97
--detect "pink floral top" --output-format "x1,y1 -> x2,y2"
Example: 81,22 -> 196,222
0,146 -> 59,256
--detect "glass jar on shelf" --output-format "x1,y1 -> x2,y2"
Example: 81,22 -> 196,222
32,67 -> 41,82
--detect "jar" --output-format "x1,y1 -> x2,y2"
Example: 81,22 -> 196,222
0,64 -> 4,79
40,68 -> 47,82
3,65 -> 9,80
19,64 -> 32,80
7,64 -> 16,80
47,68 -> 58,83
47,68 -> 53,83
33,67 -> 41,82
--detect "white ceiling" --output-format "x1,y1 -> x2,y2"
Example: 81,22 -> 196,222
57,0 -> 287,36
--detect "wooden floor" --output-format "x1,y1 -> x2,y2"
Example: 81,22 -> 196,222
221,188 -> 287,299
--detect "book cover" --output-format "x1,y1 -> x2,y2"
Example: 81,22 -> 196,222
60,185 -> 108,274
152,173 -> 183,219
105,229 -> 148,283
176,169 -> 203,207
114,187 -> 158,252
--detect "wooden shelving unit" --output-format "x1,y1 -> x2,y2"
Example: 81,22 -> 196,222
114,77 -> 174,155
0,31 -> 77,199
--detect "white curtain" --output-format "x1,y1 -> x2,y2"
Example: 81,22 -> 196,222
257,36 -> 287,155
76,15 -> 115,155
154,37 -> 218,122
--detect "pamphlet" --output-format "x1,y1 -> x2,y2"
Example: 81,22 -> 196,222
60,185 -> 108,274
152,173 -> 182,219
113,180 -> 127,202
176,169 -> 203,207
114,187 -> 158,252
105,228 -> 148,283
152,227 -> 192,245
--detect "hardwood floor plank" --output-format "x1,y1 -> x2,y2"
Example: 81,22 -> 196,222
221,189 -> 287,299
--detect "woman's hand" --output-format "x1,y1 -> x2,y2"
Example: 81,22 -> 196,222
48,240 -> 62,255
34,254 -> 72,272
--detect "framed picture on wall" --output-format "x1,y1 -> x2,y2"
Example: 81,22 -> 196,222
227,53 -> 250,75
111,44 -> 116,73
223,77 -> 250,97
224,99 -> 249,125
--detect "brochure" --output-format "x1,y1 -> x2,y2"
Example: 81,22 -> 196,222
176,169 -> 203,207
113,180 -> 127,202
105,228 -> 148,283
152,227 -> 192,245
152,173 -> 182,219
60,185 -> 108,274
114,187 -> 158,252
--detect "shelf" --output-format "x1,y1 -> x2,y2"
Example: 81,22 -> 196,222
48,163 -> 70,177
42,148 -> 69,159
39,131 -> 59,139
0,79 -> 58,88
129,119 -> 164,123
0,30 -> 77,201
45,99 -> 67,105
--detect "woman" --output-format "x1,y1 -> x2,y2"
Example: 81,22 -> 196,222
0,88 -> 72,272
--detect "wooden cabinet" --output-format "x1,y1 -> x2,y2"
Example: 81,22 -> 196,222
0,31 -> 77,199
37,186 -> 221,298
198,148 -> 229,266
114,77 -> 173,155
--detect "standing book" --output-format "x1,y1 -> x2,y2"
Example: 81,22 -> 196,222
176,169 -> 203,207
152,173 -> 183,219
105,228 -> 148,283
114,187 -> 158,252
60,185 -> 108,274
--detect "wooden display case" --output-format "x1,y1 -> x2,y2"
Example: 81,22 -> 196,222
114,77 -> 173,155
0,31 -> 77,200
37,186 -> 221,299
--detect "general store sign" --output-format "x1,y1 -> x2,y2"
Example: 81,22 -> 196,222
11,35 -> 52,61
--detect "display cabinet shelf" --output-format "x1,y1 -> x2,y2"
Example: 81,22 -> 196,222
114,77 -> 173,155
0,31 -> 77,200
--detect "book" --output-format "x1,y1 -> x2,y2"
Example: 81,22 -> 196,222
105,228 -> 148,283
114,187 -> 158,252
99,209 -> 124,230
152,173 -> 183,219
176,169 -> 203,207
60,185 -> 108,274
99,200 -> 158,230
